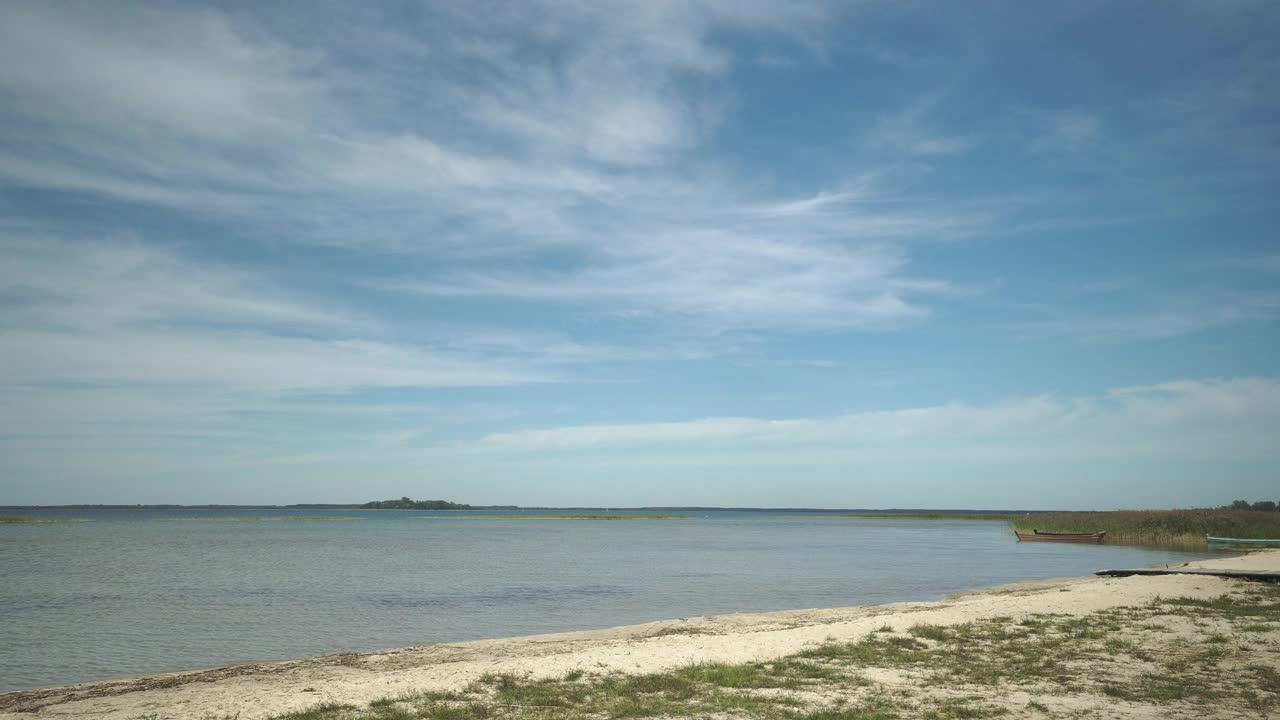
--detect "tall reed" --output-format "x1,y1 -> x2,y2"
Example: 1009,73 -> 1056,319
1011,509 -> 1280,549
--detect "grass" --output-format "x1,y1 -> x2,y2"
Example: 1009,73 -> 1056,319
160,516 -> 363,522
1010,508 -> 1280,548
420,514 -> 691,520
261,584 -> 1280,720
0,517 -> 93,523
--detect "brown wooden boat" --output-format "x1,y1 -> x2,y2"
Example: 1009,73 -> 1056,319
1014,529 -> 1106,544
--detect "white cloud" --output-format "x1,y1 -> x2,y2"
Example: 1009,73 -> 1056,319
1043,111 -> 1100,150
2,329 -> 542,392
756,190 -> 866,217
470,378 -> 1280,452
0,236 -> 342,333
0,0 -> 825,193
328,135 -> 609,196
0,232 -> 546,392
866,93 -> 978,157
405,187 -> 972,330
0,4 -> 319,142
469,397 -> 1061,452
0,2 -> 327,217
1110,378 -> 1280,424
1013,290 -> 1280,341
411,246 -> 928,329
0,1 -> 969,334
432,0 -> 830,165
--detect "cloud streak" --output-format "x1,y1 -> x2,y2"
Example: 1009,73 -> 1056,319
470,378 -> 1280,453
0,232 -> 546,392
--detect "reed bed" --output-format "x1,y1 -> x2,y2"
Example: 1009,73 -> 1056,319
1011,509 -> 1280,549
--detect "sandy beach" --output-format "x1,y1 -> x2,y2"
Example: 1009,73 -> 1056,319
2,551 -> 1277,720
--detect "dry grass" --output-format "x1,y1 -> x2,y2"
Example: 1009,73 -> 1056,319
265,586 -> 1280,720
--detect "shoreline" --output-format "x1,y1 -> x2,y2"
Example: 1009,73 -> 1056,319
3,551 -> 1277,720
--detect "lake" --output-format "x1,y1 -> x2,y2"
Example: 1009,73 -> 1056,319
0,508 -> 1220,693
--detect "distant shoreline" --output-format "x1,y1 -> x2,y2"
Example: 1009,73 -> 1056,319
0,505 -> 1042,514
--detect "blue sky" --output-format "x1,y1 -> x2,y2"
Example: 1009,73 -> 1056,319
1,1 -> 1277,508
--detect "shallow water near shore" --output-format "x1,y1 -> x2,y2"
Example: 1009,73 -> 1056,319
0,508 -> 1220,693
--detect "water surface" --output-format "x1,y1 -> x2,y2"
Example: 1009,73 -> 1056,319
0,508 -> 1220,692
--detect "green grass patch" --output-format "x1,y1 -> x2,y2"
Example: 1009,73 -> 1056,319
0,517 -> 94,523
276,703 -> 359,720
1158,587 -> 1280,620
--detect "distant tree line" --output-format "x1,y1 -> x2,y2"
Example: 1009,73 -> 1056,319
1225,500 -> 1279,512
360,497 -> 473,510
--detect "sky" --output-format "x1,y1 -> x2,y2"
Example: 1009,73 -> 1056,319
1,1 -> 1277,509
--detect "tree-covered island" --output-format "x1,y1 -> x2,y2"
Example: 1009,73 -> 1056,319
360,497 -> 502,510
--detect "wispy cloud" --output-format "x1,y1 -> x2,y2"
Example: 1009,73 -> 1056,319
421,1 -> 831,166
0,1 -> 971,334
866,93 -> 978,157
1030,111 -> 1100,153
0,2 -> 830,213
397,179 -> 976,330
0,3 -> 323,212
1,235 -> 344,333
470,378 -> 1280,453
1110,378 -> 1280,424
0,231 -> 546,392
408,229 -> 948,330
1011,289 -> 1280,341
472,397 -> 1060,452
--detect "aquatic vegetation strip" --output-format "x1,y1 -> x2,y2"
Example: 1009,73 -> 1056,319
0,517 -> 93,523
1012,509 -> 1280,549
842,513 -> 1012,521
419,514 -> 692,520
159,516 -> 364,522
266,585 -> 1280,720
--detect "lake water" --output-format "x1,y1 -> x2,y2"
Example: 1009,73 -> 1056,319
0,508 -> 1221,693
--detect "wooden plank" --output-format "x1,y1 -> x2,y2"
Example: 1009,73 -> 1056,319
1095,568 -> 1280,582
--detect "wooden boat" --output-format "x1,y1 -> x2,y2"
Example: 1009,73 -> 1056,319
1014,529 -> 1106,544
1207,536 -> 1280,549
